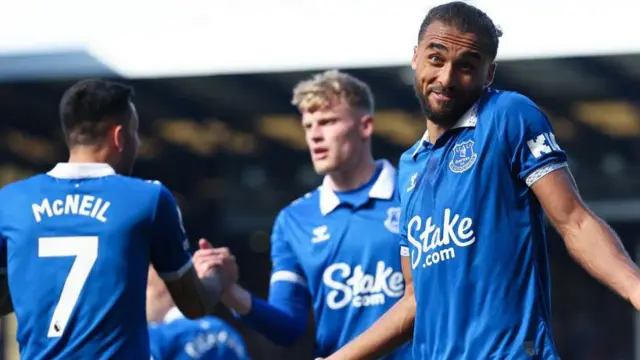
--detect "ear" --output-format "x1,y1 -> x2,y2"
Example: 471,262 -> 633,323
411,46 -> 418,70
360,114 -> 374,139
485,63 -> 497,87
111,125 -> 125,152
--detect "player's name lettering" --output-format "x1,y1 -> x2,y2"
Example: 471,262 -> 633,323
323,261 -> 404,310
184,331 -> 244,359
32,195 -> 111,223
406,208 -> 475,270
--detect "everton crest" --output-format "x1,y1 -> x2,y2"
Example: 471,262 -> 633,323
449,140 -> 478,173
384,207 -> 401,234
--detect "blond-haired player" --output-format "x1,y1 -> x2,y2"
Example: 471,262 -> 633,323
193,70 -> 412,359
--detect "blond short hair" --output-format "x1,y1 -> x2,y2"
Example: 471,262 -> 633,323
291,70 -> 375,114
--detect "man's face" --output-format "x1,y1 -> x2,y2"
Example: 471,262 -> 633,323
114,103 -> 140,175
301,99 -> 369,175
412,21 -> 495,127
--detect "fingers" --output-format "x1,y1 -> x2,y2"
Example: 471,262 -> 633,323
198,238 -> 212,249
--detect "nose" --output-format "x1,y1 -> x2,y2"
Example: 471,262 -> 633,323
437,62 -> 458,89
308,124 -> 323,143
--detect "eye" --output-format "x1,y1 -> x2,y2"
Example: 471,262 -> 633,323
318,118 -> 337,126
458,61 -> 476,73
428,54 -> 444,65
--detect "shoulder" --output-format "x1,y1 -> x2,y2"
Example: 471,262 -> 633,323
281,188 -> 321,217
481,89 -> 539,113
201,316 -> 240,334
478,89 -> 544,128
0,174 -> 48,202
115,177 -> 175,203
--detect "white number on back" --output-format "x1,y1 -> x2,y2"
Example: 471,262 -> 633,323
38,236 -> 98,338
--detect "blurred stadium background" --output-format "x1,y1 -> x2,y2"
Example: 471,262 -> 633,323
0,1 -> 639,359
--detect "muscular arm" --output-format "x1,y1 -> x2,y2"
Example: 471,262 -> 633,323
532,168 -> 640,308
324,256 -> 415,360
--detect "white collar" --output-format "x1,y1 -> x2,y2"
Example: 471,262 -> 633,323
411,101 -> 479,158
163,306 -> 184,323
47,163 -> 116,179
319,159 -> 396,216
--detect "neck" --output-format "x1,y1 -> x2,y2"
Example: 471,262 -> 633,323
68,146 -> 111,165
425,120 -> 452,144
326,152 -> 376,192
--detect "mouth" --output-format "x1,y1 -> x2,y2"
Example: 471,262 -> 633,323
312,147 -> 329,160
430,91 -> 453,102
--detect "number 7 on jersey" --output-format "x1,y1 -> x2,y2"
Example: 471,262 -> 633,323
38,236 -> 98,338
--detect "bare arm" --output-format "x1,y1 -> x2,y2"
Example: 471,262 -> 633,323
532,168 -> 640,308
324,256 -> 415,360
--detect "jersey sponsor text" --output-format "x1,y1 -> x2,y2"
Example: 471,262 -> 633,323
407,208 -> 475,269
323,261 -> 404,310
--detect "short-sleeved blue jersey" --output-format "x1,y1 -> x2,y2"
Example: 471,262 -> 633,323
0,163 -> 193,360
149,308 -> 249,360
271,160 -> 411,358
398,89 -> 565,360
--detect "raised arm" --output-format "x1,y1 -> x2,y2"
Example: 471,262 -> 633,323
150,184 -> 234,319
532,168 -> 640,309
197,211 -> 311,346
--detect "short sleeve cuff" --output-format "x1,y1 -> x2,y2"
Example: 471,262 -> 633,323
400,246 -> 410,257
525,161 -> 568,187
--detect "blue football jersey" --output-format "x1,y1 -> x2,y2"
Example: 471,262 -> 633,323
149,308 -> 249,360
398,89 -> 565,359
0,163 -> 193,359
271,160 -> 411,358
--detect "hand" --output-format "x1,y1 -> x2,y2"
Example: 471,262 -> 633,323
630,284 -> 640,311
193,239 -> 239,290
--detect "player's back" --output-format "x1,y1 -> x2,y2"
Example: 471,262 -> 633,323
0,164 -> 166,359
149,309 -> 249,360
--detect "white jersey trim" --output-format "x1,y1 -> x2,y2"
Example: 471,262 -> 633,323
525,161 -> 568,187
47,163 -> 116,179
158,259 -> 193,281
400,246 -> 410,257
270,270 -> 308,288
318,159 -> 396,216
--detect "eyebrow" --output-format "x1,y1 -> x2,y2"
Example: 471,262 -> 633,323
427,42 -> 482,60
427,42 -> 449,52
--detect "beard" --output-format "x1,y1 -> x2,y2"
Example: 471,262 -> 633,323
413,79 -> 483,128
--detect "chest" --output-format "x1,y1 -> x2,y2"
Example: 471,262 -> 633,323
402,131 -> 510,218
288,205 -> 403,277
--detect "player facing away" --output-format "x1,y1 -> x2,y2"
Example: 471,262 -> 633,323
193,70 -> 411,359
147,265 -> 250,360
322,2 -> 640,360
0,79 -> 236,359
